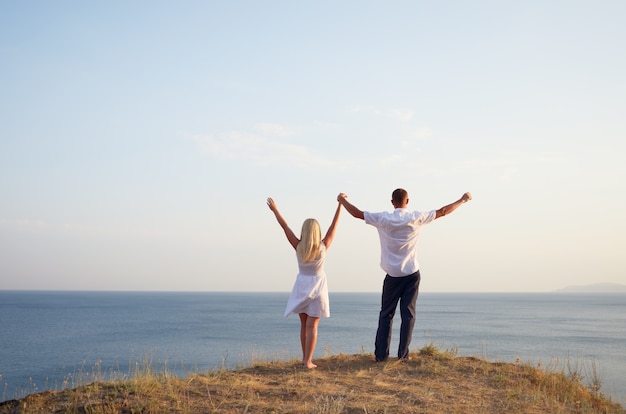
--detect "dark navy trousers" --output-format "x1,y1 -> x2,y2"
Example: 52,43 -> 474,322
374,271 -> 421,361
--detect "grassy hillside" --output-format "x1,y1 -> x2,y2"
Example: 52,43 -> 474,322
1,346 -> 624,413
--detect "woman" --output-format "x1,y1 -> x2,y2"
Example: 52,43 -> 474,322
267,197 -> 341,369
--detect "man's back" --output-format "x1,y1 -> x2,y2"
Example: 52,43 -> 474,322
364,208 -> 437,277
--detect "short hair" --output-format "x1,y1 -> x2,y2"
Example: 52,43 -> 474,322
392,188 -> 408,206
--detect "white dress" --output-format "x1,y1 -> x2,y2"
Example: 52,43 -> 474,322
284,243 -> 330,318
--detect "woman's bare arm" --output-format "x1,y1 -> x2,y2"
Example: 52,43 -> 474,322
322,202 -> 342,249
267,197 -> 299,249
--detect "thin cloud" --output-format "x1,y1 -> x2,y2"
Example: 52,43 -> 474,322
190,123 -> 444,176
191,126 -> 337,170
253,122 -> 295,137
349,105 -> 415,122
0,218 -> 184,241
192,120 -> 541,179
387,108 -> 415,122
408,127 -> 437,140
458,149 -> 571,182
0,218 -> 47,229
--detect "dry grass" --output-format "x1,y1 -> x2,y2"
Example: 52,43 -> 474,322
1,347 -> 624,414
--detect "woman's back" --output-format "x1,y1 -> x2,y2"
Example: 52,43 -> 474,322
297,243 -> 326,277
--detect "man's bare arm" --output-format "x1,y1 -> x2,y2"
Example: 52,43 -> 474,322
337,193 -> 365,220
435,192 -> 472,219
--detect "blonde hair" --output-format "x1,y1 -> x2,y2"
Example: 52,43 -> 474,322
296,218 -> 322,263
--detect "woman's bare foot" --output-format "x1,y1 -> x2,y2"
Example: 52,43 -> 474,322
304,361 -> 317,369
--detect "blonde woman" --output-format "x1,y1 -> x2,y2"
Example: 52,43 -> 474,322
267,197 -> 341,369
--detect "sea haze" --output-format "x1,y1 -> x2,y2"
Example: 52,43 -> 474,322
0,291 -> 624,404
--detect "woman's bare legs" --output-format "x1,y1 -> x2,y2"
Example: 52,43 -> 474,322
298,313 -> 307,364
298,313 -> 320,369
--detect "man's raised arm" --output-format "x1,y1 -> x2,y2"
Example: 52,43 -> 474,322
435,192 -> 472,219
337,193 -> 365,220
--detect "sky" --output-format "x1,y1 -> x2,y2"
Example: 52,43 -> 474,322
1,1 -> 625,293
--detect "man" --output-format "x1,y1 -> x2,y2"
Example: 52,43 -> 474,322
337,189 -> 472,361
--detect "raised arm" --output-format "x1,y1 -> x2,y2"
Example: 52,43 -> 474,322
322,202 -> 342,249
337,193 -> 365,220
267,197 -> 299,249
435,192 -> 472,219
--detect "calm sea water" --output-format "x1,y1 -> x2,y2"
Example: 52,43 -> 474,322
0,291 -> 624,404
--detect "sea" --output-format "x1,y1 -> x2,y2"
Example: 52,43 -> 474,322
0,291 -> 624,404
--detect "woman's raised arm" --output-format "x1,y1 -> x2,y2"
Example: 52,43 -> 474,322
322,202 -> 342,249
267,197 -> 299,249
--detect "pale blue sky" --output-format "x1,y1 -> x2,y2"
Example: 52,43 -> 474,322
1,1 -> 625,292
